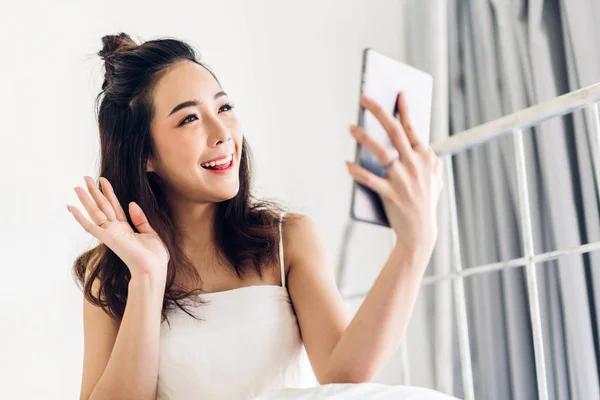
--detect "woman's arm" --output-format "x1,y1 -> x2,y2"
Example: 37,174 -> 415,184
70,177 -> 171,400
285,215 -> 426,384
288,92 -> 443,384
82,271 -> 165,400
321,244 -> 424,383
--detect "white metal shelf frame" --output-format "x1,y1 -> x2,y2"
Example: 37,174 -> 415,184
337,82 -> 600,400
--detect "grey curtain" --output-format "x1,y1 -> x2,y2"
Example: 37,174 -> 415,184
446,0 -> 600,399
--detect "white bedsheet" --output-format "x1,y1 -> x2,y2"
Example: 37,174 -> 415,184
253,383 -> 460,399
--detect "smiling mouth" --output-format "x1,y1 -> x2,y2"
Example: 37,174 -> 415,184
201,154 -> 233,170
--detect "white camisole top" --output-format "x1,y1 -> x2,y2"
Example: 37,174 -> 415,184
156,212 -> 318,399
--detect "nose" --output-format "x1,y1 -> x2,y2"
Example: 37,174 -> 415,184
206,113 -> 232,147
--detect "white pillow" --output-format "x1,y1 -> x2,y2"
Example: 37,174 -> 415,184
253,383 -> 461,400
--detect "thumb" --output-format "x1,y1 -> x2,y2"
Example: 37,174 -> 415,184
129,201 -> 154,234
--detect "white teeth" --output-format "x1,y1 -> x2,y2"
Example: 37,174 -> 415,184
202,154 -> 232,168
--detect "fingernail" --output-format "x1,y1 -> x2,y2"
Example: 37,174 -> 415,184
66,205 -> 71,212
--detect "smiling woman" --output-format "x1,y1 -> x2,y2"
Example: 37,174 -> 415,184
68,33 -> 316,400
67,32 -> 455,400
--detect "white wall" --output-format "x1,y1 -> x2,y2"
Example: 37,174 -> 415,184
0,1 -> 411,398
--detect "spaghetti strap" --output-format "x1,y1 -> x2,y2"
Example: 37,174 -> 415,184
278,211 -> 287,288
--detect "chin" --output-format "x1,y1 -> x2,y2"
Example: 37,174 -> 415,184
213,183 -> 240,202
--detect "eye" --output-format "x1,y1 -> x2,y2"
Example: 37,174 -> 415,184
179,114 -> 198,126
219,102 -> 235,113
178,103 -> 235,126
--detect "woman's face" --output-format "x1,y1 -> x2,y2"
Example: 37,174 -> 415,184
147,60 -> 242,203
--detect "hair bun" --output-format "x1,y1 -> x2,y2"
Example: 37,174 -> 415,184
99,32 -> 136,60
98,33 -> 137,87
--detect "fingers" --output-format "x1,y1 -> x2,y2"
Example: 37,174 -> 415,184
361,94 -> 413,163
66,204 -> 104,239
84,176 -> 116,222
345,161 -> 393,198
99,177 -> 128,222
349,124 -> 396,166
129,201 -> 154,234
397,93 -> 420,148
73,183 -> 109,226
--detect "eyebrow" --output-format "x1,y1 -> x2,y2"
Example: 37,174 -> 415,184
168,91 -> 228,117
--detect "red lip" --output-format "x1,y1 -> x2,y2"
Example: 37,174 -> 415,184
203,157 -> 235,175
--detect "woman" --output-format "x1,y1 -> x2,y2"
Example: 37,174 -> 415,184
68,33 -> 445,400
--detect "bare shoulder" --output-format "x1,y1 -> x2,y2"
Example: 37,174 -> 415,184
281,212 -> 318,236
281,213 -> 323,267
81,248 -> 118,325
80,249 -> 119,399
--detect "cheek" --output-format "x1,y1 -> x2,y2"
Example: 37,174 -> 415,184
160,139 -> 201,171
228,125 -> 243,154
228,120 -> 242,139
234,132 -> 243,149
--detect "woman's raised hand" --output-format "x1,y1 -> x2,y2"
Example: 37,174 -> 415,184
346,93 -> 444,271
67,176 -> 170,280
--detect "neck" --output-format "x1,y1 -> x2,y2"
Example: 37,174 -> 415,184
171,196 -> 218,258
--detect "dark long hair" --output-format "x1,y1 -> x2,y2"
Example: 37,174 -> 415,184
72,33 -> 291,326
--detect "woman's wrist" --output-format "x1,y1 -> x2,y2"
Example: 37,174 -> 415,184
392,243 -> 432,279
129,270 -> 167,297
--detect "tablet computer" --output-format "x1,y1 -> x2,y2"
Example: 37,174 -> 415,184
350,48 -> 433,227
